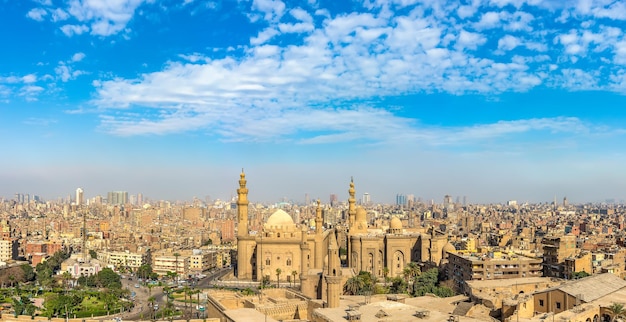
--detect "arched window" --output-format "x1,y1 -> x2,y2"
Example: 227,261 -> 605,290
287,258 -> 292,266
266,258 -> 271,266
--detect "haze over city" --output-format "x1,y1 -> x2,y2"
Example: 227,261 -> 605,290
2,0 -> 626,204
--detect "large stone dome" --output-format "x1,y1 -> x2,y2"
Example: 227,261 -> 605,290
266,209 -> 295,227
390,216 -> 403,230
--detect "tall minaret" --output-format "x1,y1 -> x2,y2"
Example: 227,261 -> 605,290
315,199 -> 323,235
237,169 -> 249,237
236,170 -> 254,280
348,178 -> 356,229
325,229 -> 342,308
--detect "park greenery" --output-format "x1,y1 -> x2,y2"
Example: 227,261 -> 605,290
0,250 -> 135,319
343,265 -> 455,298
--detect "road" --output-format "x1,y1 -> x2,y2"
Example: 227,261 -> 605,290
120,278 -> 166,321
116,268 -> 232,320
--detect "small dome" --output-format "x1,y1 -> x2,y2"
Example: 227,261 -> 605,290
356,206 -> 367,222
266,209 -> 294,227
443,242 -> 456,254
390,216 -> 403,230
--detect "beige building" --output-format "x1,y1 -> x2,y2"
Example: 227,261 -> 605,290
542,234 -> 577,278
448,251 -> 543,289
152,253 -> 190,277
235,171 -> 346,308
97,249 -> 149,271
189,250 -> 216,272
344,179 -> 453,281
0,239 -> 18,262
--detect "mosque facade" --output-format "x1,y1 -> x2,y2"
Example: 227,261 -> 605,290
234,171 -> 453,308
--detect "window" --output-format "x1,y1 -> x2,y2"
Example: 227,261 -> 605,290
266,258 -> 270,266
287,259 -> 292,266
556,302 -> 561,309
539,300 -> 544,307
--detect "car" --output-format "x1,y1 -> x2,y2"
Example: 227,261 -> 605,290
134,284 -> 140,288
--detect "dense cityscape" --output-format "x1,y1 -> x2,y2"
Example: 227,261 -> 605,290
0,171 -> 625,321
4,0 -> 626,321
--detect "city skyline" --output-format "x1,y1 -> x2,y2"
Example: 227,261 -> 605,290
2,1 -> 626,204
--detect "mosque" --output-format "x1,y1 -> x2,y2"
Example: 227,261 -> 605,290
234,171 -> 454,308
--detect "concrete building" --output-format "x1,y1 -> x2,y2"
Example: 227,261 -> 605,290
448,251 -> 543,289
152,253 -> 190,277
97,249 -> 150,271
542,234 -> 577,278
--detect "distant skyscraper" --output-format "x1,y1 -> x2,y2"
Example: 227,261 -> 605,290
396,193 -> 406,206
107,191 -> 128,205
330,194 -> 338,207
137,193 -> 144,205
76,188 -> 84,206
305,193 -> 310,205
362,193 -> 371,205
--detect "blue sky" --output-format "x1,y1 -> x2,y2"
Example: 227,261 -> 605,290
2,0 -> 626,204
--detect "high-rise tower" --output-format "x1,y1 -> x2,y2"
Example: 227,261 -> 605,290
76,188 -> 84,206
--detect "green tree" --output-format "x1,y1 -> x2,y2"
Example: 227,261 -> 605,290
389,276 -> 407,294
572,271 -> 590,279
96,267 -> 122,288
137,264 -> 154,280
291,270 -> 298,287
260,275 -> 271,289
20,264 -> 35,282
148,296 -> 156,320
89,249 -> 98,259
343,275 -> 364,295
276,268 -> 282,288
61,271 -> 72,293
609,302 -> 625,322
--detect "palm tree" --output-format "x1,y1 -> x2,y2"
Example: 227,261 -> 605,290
276,268 -> 282,288
609,302 -> 625,322
343,275 -> 364,295
291,270 -> 298,287
148,296 -> 156,320
403,262 -> 421,293
383,267 -> 390,285
61,272 -> 72,294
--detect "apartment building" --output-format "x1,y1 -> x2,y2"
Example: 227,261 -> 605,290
97,250 -> 150,271
448,251 -> 542,288
152,254 -> 190,277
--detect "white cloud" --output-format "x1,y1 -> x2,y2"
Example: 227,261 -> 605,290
498,35 -> 520,51
457,30 -> 486,51
71,52 -> 86,62
457,5 -> 477,19
27,8 -> 48,21
29,0 -> 150,37
252,0 -> 286,22
60,24 -> 89,36
52,8 -> 70,22
475,11 -> 502,29
81,0 -> 626,141
250,27 -> 279,45
278,22 -> 314,33
290,7 -> 313,23
614,41 -> 626,65
22,74 -> 38,83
